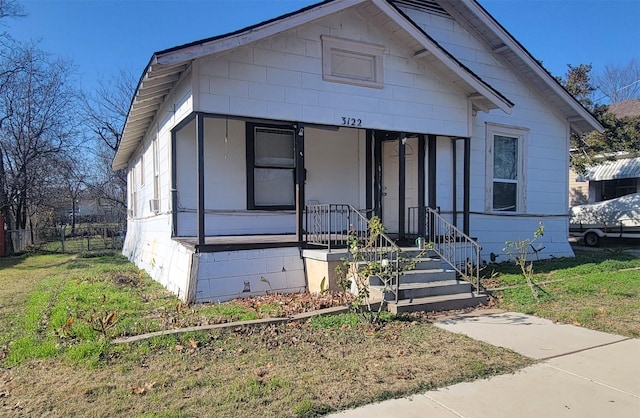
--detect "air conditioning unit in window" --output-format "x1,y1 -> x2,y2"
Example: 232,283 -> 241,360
149,199 -> 160,214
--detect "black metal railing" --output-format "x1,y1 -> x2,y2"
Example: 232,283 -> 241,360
305,204 -> 401,301
408,206 -> 482,292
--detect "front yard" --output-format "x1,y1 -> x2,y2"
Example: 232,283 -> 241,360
0,243 -> 638,417
485,245 -> 640,338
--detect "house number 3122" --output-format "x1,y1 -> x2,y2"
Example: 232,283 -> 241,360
341,117 -> 362,127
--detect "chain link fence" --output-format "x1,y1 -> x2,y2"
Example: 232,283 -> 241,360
7,223 -> 125,254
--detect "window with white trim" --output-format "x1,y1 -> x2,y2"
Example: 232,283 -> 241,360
152,139 -> 159,201
247,124 -> 295,210
486,124 -> 528,212
139,153 -> 145,186
129,169 -> 137,218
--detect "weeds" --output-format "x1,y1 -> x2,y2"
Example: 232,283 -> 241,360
335,216 -> 424,324
503,222 -> 545,300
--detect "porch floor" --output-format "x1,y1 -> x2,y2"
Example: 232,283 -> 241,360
175,234 -> 300,253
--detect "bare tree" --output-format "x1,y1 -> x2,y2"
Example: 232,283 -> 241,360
597,59 -> 640,103
559,63 -> 640,174
0,43 -> 80,253
0,0 -> 27,254
82,69 -> 136,223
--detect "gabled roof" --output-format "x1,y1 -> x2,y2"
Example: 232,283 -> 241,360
113,0 -> 603,170
436,0 -> 603,135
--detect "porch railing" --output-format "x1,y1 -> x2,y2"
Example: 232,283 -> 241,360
305,204 -> 401,302
409,206 -> 483,293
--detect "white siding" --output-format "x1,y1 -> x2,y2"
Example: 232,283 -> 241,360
123,215 -> 192,301
401,7 -> 574,258
196,8 -> 470,137
122,75 -> 194,297
304,127 -> 363,207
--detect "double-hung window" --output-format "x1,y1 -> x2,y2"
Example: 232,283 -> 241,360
486,124 -> 528,212
247,124 -> 295,210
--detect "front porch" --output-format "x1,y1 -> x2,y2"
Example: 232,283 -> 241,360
178,203 -> 484,312
172,115 -> 475,248
176,234 -> 300,253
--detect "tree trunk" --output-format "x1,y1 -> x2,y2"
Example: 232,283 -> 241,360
0,148 -> 14,255
71,198 -> 76,235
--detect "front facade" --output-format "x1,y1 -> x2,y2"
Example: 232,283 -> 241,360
114,0 -> 602,303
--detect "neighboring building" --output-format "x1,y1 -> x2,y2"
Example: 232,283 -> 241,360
113,0 -> 602,303
569,99 -> 640,206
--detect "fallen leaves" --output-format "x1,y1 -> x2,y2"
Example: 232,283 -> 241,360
175,339 -> 199,354
131,381 -> 156,395
230,291 -> 352,318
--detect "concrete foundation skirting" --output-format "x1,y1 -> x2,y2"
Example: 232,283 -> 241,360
302,249 -> 350,293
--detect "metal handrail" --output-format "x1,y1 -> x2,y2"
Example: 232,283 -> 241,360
305,204 -> 401,301
423,207 -> 483,293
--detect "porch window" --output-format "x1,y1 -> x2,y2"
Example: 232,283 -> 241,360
247,124 -> 295,210
486,124 -> 528,212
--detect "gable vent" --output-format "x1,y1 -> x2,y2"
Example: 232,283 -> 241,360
392,0 -> 451,17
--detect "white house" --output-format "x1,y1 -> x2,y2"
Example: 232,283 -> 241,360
113,0 -> 602,304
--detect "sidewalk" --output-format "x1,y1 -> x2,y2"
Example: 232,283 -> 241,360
327,310 -> 640,418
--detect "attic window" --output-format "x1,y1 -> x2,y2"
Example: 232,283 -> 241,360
321,36 -> 384,89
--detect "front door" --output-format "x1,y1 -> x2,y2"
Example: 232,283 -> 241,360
381,137 -> 419,236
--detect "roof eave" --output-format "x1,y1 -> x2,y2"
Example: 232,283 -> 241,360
439,0 -> 604,134
372,0 -> 513,114
114,0 -> 519,170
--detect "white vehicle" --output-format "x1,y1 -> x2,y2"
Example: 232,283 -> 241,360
569,193 -> 640,247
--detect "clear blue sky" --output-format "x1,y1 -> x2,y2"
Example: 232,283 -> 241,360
6,0 -> 640,98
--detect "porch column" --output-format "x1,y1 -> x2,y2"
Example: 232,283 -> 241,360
365,130 -> 374,217
427,135 -> 437,242
451,138 -> 457,228
417,135 -> 426,238
196,112 -> 205,246
295,123 -> 305,242
374,133 -> 382,219
171,129 -> 178,237
464,137 -> 471,236
398,134 -> 406,240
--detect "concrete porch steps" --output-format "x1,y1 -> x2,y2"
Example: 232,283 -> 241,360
387,292 -> 488,314
376,250 -> 487,314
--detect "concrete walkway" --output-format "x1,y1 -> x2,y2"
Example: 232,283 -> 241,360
327,310 -> 640,418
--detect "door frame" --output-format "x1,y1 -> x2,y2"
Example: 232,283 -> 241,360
371,131 -> 427,240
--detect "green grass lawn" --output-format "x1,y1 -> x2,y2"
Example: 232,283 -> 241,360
483,247 -> 640,337
1,246 -> 637,416
0,251 -> 529,417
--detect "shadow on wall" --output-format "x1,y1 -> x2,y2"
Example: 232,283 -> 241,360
122,223 -> 142,264
570,187 -> 588,206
